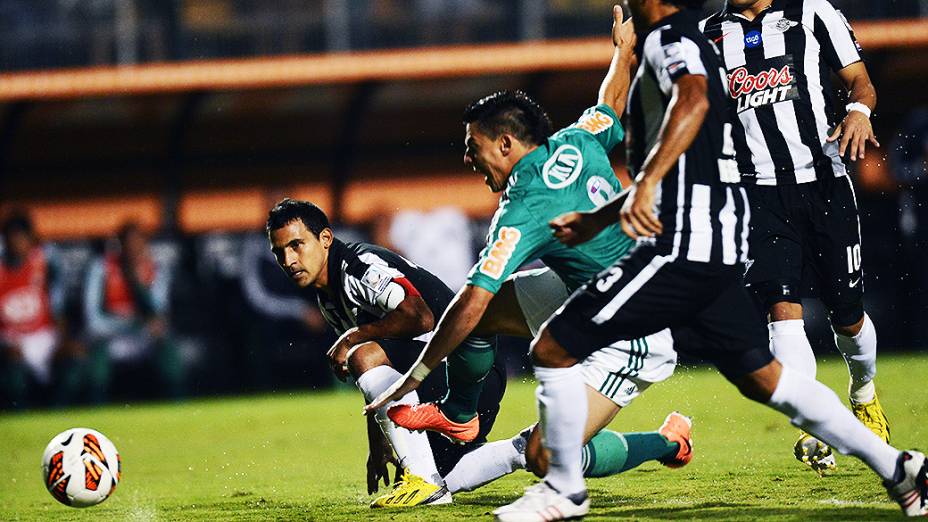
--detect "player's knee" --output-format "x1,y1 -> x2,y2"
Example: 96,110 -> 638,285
750,280 -> 802,321
524,430 -> 548,477
346,342 -> 390,378
529,329 -> 576,368
829,301 -> 864,334
732,360 -> 781,403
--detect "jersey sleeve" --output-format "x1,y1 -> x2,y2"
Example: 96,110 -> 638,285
343,256 -> 419,316
466,196 -> 549,294
566,104 -> 625,153
811,0 -> 862,71
643,29 -> 707,96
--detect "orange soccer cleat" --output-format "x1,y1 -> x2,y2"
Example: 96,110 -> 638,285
387,402 -> 479,444
658,411 -> 694,468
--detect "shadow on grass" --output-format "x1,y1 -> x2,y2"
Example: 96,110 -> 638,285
596,502 -> 899,520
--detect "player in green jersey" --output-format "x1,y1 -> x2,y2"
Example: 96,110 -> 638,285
366,6 -> 689,485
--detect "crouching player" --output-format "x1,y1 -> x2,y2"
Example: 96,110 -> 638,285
267,198 -> 505,507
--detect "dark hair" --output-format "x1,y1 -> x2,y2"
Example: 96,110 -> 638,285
1,209 -> 34,239
266,198 -> 331,236
463,90 -> 553,146
665,0 -> 707,8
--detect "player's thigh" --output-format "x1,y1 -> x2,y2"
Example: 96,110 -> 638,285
544,249 -> 693,362
476,268 -> 571,339
473,277 -> 533,338
808,175 -> 866,326
689,275 -> 774,382
743,185 -> 804,311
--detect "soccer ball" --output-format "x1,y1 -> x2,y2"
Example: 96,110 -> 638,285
41,428 -> 121,507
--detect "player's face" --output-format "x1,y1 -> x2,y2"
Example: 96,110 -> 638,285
269,219 -> 330,289
464,123 -> 510,193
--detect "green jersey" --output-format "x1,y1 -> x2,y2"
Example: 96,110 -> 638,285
467,103 -> 635,294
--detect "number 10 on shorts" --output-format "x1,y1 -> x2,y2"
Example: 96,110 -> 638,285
846,244 -> 861,274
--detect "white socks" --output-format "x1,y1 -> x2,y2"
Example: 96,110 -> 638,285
769,320 -> 817,378
834,313 -> 878,403
535,365 -> 587,495
444,427 -> 530,493
767,364 -> 899,481
356,365 -> 443,486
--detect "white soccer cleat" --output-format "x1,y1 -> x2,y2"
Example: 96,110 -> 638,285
493,481 -> 589,521
884,450 -> 928,517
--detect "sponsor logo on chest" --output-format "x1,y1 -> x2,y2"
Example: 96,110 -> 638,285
728,56 -> 799,113
543,144 -> 584,189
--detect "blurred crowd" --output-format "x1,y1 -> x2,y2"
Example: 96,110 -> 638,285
2,0 -> 926,71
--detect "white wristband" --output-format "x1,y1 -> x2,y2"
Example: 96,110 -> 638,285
410,362 -> 432,381
846,102 -> 871,118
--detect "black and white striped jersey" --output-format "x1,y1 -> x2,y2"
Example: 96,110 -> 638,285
701,0 -> 862,186
312,239 -> 454,341
627,9 -> 750,267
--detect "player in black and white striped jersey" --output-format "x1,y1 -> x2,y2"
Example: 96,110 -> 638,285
701,0 -> 888,474
496,1 -> 926,519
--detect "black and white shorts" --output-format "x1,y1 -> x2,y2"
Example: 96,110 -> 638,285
545,246 -> 773,380
744,173 -> 865,325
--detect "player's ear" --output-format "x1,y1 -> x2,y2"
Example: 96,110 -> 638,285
499,134 -> 513,156
319,228 -> 334,249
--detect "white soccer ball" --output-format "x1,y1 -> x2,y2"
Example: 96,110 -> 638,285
41,428 -> 121,507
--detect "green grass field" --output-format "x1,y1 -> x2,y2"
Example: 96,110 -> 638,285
3,353 -> 926,521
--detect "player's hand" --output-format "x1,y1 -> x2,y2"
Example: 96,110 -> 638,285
550,211 -> 599,247
827,110 -> 880,161
363,374 -> 422,415
327,328 -> 357,381
612,4 -> 636,51
366,422 -> 400,494
620,180 -> 662,239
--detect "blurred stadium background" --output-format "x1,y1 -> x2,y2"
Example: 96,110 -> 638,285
1,0 -> 928,409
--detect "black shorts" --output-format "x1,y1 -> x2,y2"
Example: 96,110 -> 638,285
377,339 -> 506,477
546,246 -> 773,381
744,175 -> 864,325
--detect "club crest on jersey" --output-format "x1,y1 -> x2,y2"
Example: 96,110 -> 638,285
479,226 -> 521,280
728,59 -> 798,113
773,18 -> 798,32
744,30 -> 762,49
575,110 -> 614,135
543,144 -> 584,189
587,176 -> 616,207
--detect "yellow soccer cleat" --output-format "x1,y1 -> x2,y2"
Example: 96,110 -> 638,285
851,391 -> 891,444
794,431 -> 836,476
370,468 -> 451,508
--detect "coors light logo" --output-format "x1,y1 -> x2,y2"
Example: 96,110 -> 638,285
728,58 -> 799,112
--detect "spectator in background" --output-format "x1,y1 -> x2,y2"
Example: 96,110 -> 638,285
378,207 -> 475,291
892,107 -> 928,342
0,211 -> 82,408
83,222 -> 183,402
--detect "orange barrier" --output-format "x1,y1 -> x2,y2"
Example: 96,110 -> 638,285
0,196 -> 161,240
1,18 -> 926,102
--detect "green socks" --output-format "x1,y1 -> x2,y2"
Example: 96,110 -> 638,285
439,335 -> 496,423
582,430 -> 680,477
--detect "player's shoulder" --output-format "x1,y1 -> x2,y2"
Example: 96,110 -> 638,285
556,104 -> 620,142
699,9 -> 727,34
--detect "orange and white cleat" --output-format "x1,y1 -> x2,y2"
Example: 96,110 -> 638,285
388,402 -> 479,444
658,411 -> 694,468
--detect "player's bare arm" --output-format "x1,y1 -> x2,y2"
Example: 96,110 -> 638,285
327,294 -> 434,379
597,5 -> 637,117
828,62 -> 879,161
362,284 -> 495,413
622,74 -> 708,239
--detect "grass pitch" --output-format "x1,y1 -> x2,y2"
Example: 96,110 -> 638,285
2,353 -> 927,521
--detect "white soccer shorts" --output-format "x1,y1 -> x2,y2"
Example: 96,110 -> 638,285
511,267 -> 677,407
